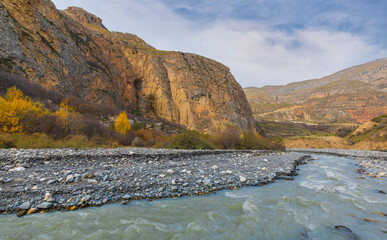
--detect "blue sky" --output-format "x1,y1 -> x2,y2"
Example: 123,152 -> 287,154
52,0 -> 387,87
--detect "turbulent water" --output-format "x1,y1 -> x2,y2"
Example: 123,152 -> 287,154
0,155 -> 386,240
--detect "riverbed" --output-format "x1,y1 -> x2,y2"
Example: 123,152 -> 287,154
0,154 -> 386,239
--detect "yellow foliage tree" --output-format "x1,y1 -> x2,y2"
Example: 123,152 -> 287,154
0,87 -> 49,134
114,111 -> 131,134
54,101 -> 72,127
54,100 -> 82,134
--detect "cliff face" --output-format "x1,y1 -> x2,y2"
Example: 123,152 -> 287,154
0,0 -> 254,132
245,58 -> 387,124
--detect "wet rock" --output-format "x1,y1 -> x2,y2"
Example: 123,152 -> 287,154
122,194 -> 131,200
27,208 -> 37,214
17,210 -> 27,217
37,202 -> 53,209
378,190 -> 386,194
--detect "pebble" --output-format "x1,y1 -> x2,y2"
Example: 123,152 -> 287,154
9,167 -> 26,172
203,178 -> 211,187
122,194 -> 131,200
87,179 -> 98,184
239,176 -> 247,183
43,192 -> 52,201
66,175 -> 74,183
19,201 -> 31,210
27,208 -> 37,214
47,179 -> 57,184
37,202 -> 53,209
81,195 -> 92,202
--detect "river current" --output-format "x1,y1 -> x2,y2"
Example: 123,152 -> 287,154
0,155 -> 386,240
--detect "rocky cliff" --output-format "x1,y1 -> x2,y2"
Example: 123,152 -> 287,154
245,58 -> 387,124
0,0 -> 254,133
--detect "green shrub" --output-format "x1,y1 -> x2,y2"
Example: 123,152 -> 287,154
167,131 -> 215,149
239,131 -> 284,150
131,121 -> 146,131
372,115 -> 387,123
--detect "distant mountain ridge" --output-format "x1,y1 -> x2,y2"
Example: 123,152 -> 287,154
244,58 -> 387,124
0,0 -> 254,133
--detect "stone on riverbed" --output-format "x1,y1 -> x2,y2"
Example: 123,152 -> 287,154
37,202 -> 53,209
43,192 -> 52,201
203,178 -> 211,187
47,179 -> 57,184
66,175 -> 74,183
9,166 -> 26,172
19,201 -> 31,210
239,176 -> 247,183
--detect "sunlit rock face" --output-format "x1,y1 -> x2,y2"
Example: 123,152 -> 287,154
0,0 -> 255,133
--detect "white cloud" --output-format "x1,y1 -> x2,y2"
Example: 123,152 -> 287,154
52,0 -> 386,87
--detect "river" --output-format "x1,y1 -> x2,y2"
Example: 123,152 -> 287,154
0,155 -> 386,240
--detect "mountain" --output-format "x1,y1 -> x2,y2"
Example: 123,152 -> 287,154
0,0 -> 254,133
244,58 -> 387,124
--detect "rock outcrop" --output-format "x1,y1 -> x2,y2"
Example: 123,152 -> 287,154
245,58 -> 387,124
0,0 -> 254,133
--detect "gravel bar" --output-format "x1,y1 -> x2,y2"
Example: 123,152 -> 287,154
0,148 -> 311,216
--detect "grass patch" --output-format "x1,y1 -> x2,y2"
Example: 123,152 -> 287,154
0,133 -> 118,149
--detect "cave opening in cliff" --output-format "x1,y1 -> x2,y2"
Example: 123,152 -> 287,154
134,78 -> 143,104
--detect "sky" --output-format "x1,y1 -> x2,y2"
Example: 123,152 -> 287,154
51,0 -> 387,87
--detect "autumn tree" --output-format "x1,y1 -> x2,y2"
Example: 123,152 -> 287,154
0,87 -> 49,134
114,111 -> 131,134
53,100 -> 82,136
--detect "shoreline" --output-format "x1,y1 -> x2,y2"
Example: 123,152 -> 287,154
0,148 -> 311,216
0,148 -> 385,216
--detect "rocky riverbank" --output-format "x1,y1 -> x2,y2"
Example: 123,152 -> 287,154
288,149 -> 387,178
0,148 -> 311,216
